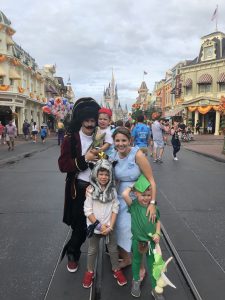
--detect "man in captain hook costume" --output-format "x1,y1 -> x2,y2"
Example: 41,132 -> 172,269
58,97 -> 100,273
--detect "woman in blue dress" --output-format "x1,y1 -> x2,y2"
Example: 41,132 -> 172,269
110,127 -> 157,271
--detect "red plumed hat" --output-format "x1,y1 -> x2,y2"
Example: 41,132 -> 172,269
98,107 -> 112,117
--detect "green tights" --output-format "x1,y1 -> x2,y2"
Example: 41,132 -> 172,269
131,239 -> 156,289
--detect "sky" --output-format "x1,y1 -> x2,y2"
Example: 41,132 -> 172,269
1,1 -> 224,109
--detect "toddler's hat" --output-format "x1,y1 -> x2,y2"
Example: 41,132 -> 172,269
134,174 -> 151,193
99,107 -> 112,117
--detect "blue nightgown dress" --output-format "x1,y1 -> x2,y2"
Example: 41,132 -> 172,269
111,146 -> 141,252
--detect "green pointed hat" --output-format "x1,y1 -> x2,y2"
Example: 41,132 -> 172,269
134,174 -> 151,192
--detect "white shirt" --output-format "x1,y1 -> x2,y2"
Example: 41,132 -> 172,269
77,129 -> 93,182
84,189 -> 119,234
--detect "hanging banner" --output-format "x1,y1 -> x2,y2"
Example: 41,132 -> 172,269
198,106 -> 212,114
212,105 -> 220,111
188,106 -> 197,112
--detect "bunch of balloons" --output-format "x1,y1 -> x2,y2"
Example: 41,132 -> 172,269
42,97 -> 73,120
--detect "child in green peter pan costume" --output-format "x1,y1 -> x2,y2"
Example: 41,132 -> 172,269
122,174 -> 167,300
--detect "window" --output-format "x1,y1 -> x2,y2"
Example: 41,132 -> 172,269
219,83 -> 225,92
199,84 -> 211,93
9,79 -> 14,86
0,76 -> 4,85
186,86 -> 192,95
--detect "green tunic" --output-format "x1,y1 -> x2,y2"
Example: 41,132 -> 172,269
128,199 -> 160,241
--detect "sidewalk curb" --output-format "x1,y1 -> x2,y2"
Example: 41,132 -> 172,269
184,148 -> 225,163
0,144 -> 56,167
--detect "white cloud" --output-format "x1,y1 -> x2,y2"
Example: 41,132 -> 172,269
1,0 -> 224,108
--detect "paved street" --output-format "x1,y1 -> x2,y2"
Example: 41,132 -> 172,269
0,137 -> 225,299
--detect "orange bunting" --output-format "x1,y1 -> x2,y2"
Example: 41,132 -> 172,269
18,86 -> 25,93
0,85 -> 10,91
198,106 -> 212,114
0,55 -> 7,63
188,106 -> 197,112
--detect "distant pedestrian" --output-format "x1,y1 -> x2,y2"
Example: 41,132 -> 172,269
195,120 -> 201,134
125,120 -> 131,132
151,113 -> 165,163
5,120 -> 17,151
131,115 -> 150,155
57,119 -> 65,146
40,126 -> 47,144
171,120 -> 181,161
0,121 -> 5,145
31,122 -> 39,143
207,120 -> 213,134
22,120 -> 30,140
82,159 -> 127,288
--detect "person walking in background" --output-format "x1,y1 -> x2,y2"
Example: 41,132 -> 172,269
82,159 -> 127,288
5,120 -> 17,151
195,120 -> 201,134
0,121 -> 5,145
122,174 -> 163,299
151,113 -> 165,163
40,125 -> 47,144
171,120 -> 181,161
125,120 -> 131,132
58,97 -> 100,273
31,122 -> 38,143
207,120 -> 213,134
131,115 -> 150,156
22,120 -> 30,140
57,119 -> 65,146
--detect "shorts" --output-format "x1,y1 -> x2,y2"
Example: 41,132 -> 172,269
32,131 -> 38,135
153,140 -> 164,149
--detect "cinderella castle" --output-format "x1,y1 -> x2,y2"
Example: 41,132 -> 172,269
102,71 -> 128,121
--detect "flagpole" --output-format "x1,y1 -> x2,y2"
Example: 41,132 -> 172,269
216,5 -> 218,31
216,4 -> 218,31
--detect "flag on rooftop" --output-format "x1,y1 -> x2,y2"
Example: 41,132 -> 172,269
211,5 -> 218,21
144,71 -> 148,75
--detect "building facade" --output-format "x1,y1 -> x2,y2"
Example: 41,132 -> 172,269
181,31 -> 225,135
0,11 -> 75,134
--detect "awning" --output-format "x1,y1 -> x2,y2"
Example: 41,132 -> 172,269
0,66 -> 6,76
45,85 -> 58,94
164,107 -> 184,117
184,78 -> 192,87
6,35 -> 14,46
50,85 -> 58,95
197,74 -> 212,84
9,69 -> 21,80
217,72 -> 225,83
45,85 -> 52,93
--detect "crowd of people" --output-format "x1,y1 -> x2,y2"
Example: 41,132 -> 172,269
0,118 -> 58,150
58,98 -> 183,300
